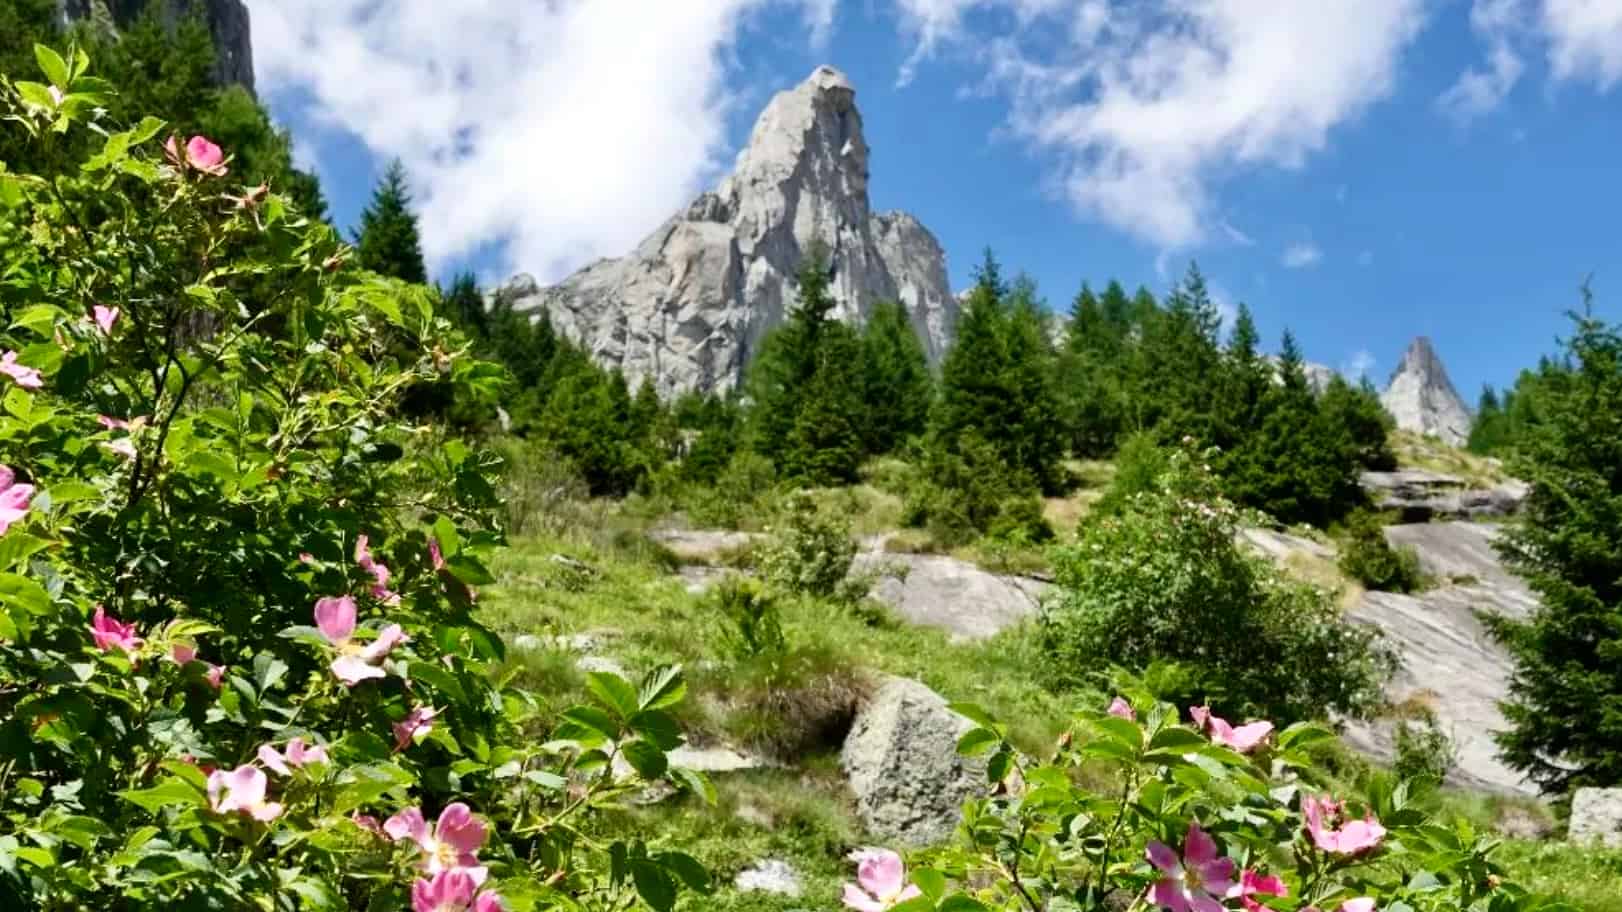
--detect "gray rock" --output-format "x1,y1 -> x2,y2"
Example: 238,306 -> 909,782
1380,337 -> 1473,447
1263,354 -> 1339,395
1570,788 -> 1622,848
1341,522 -> 1538,795
841,677 -> 986,846
496,65 -> 959,396
1237,527 -> 1336,563
575,655 -> 627,677
649,528 -> 762,564
1360,470 -> 1527,520
734,859 -> 803,897
60,0 -> 255,93
851,552 -> 1048,641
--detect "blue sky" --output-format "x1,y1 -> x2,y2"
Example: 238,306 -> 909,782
247,1 -> 1622,399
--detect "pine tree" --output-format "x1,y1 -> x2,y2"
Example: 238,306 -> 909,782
859,300 -> 933,455
1488,299 -> 1622,794
1211,302 -> 1271,454
355,160 -> 428,284
442,273 -> 487,338
1320,376 -> 1396,470
1003,276 -> 1068,494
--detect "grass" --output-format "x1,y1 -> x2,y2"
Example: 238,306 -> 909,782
1390,430 -> 1508,487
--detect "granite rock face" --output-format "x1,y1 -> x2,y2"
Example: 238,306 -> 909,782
497,66 -> 959,396
1359,469 -> 1528,521
59,0 -> 255,93
1381,337 -> 1473,446
850,552 -> 1048,641
841,677 -> 985,846
1570,788 -> 1622,848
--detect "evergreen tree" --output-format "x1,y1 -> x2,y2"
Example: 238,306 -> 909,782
1211,302 -> 1271,454
442,273 -> 487,339
859,300 -> 933,455
1320,376 -> 1396,470
1488,298 -> 1622,794
355,160 -> 428,284
1060,282 -> 1127,457
1003,276 -> 1068,494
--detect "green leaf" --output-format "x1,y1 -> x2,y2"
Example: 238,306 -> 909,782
445,554 -> 495,585
911,867 -> 947,899
628,710 -> 682,751
1091,715 -> 1144,752
956,728 -> 1002,757
118,778 -> 207,814
1278,721 -> 1336,751
0,533 -> 49,572
669,766 -> 716,805
523,770 -> 567,791
1147,726 -> 1209,753
34,45 -> 70,89
8,303 -> 63,337
947,701 -> 1001,731
130,115 -> 166,145
630,858 -> 677,912
638,664 -> 685,711
939,896 -> 991,911
559,706 -> 620,742
657,852 -> 711,894
0,574 -> 50,615
621,740 -> 669,780
586,671 -> 640,720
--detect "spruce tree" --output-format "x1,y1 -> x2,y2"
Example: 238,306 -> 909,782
355,160 -> 428,284
859,300 -> 933,456
1320,376 -> 1396,470
1488,299 -> 1622,794
1003,277 -> 1067,494
442,273 -> 487,338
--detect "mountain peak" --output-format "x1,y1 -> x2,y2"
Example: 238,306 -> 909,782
1381,336 -> 1472,446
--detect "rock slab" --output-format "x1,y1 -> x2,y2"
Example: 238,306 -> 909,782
841,677 -> 985,846
497,65 -> 959,397
1570,788 -> 1622,848
1359,470 -> 1527,521
60,0 -> 255,93
851,552 -> 1048,641
1381,337 -> 1473,446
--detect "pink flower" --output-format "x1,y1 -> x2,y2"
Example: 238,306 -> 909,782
1108,696 -> 1136,721
411,868 -> 503,912
207,765 -> 282,821
1303,796 -> 1386,855
1,351 -> 42,390
1228,869 -> 1288,912
428,537 -> 446,571
206,663 -> 225,689
394,705 -> 439,751
1146,822 -> 1236,912
102,438 -> 137,460
841,848 -> 922,911
92,305 -> 119,334
298,552 -> 315,564
98,415 -> 130,430
0,466 -> 35,535
171,642 -> 197,664
186,136 -> 228,176
314,595 -> 407,684
1303,901 -> 1375,912
356,534 -> 401,604
352,812 -> 385,836
1189,706 -> 1273,753
258,737 -> 330,776
91,606 -> 142,655
385,803 -> 488,883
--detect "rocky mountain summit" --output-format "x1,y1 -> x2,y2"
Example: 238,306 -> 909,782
497,66 -> 959,397
59,0 -> 255,93
1381,337 -> 1473,446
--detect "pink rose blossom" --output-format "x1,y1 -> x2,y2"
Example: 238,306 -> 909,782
91,606 -> 142,655
356,533 -> 401,604
185,136 -> 228,176
205,663 -> 225,689
1228,869 -> 1288,912
385,803 -> 488,884
1304,796 -> 1386,856
1108,696 -> 1136,721
171,643 -> 197,664
841,848 -> 921,912
258,737 -> 330,776
352,812 -> 385,836
1189,706 -> 1273,753
207,765 -> 281,821
102,438 -> 137,460
411,868 -> 503,912
0,466 -> 35,535
1,351 -> 43,390
98,415 -> 130,430
428,537 -> 446,571
394,705 -> 439,751
1147,822 -> 1236,912
92,305 -> 119,334
298,552 -> 315,564
314,594 -> 407,684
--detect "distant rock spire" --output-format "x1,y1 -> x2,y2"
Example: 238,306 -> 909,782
1380,337 -> 1473,446
495,65 -> 959,397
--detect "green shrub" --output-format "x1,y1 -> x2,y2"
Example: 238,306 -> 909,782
757,491 -> 859,600
1041,447 -> 1394,723
1394,711 -> 1459,787
1093,430 -> 1168,515
1340,511 -> 1425,592
902,431 -> 1040,548
713,574 -> 786,661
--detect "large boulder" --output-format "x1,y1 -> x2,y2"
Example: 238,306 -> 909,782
850,552 -> 1048,641
1570,788 -> 1622,848
1359,470 -> 1527,521
1380,337 -> 1473,446
841,677 -> 986,846
495,66 -> 959,397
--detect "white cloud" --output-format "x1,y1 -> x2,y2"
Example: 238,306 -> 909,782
1542,0 -> 1622,89
1218,219 -> 1255,246
1344,349 -> 1376,380
909,1 -> 1427,248
248,0 -> 821,281
1439,0 -> 1530,123
1282,241 -> 1324,269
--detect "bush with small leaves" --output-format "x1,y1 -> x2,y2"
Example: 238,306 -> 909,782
1339,512 -> 1425,594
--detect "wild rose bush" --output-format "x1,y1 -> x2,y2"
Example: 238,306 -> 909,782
0,47 -> 710,909
841,694 -> 1576,912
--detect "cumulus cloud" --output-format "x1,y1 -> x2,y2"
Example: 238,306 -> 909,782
247,0 -> 822,280
1445,0 -> 1622,121
1439,0 -> 1529,123
1282,242 -> 1324,269
1343,349 -> 1376,380
1542,0 -> 1622,89
899,1 -> 1427,248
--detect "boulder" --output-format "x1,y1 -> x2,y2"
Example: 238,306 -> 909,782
648,528 -> 762,564
496,66 -> 959,397
841,677 -> 986,846
1570,788 -> 1622,848
1359,470 -> 1527,520
850,552 -> 1048,641
1380,337 -> 1473,446
734,859 -> 803,897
